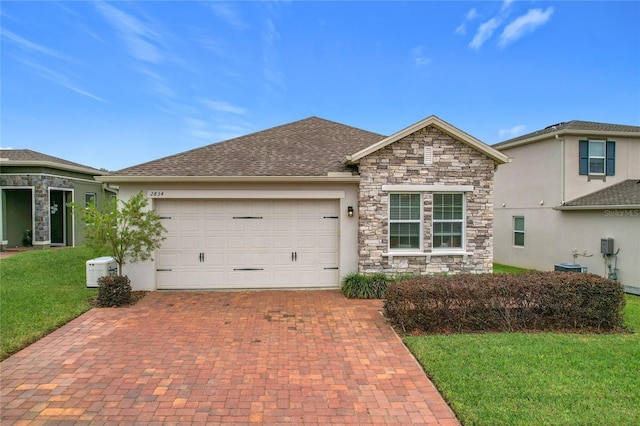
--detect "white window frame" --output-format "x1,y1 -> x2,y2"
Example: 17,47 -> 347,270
388,193 -> 423,251
432,193 -> 465,251
513,216 -> 525,247
588,140 -> 606,175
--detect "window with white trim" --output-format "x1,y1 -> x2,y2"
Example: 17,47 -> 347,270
389,193 -> 421,250
579,140 -> 615,176
513,216 -> 525,247
588,141 -> 605,175
432,193 -> 464,249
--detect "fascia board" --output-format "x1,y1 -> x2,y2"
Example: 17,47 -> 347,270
346,115 -> 508,164
554,204 -> 640,211
0,160 -> 105,176
496,129 -> 640,151
96,175 -> 362,184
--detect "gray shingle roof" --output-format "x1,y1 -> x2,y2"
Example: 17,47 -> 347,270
494,120 -> 640,147
562,180 -> 640,208
113,117 -> 385,177
0,149 -> 104,174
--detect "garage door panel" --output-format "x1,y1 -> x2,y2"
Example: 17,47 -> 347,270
161,235 -> 179,250
156,199 -> 340,289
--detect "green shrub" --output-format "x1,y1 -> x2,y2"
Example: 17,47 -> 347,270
341,272 -> 389,299
384,271 -> 626,334
97,275 -> 132,307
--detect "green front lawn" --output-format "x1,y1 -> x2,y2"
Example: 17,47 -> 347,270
0,247 -> 97,360
407,270 -> 640,425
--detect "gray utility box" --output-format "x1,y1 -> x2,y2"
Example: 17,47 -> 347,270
86,257 -> 118,287
601,238 -> 614,255
554,263 -> 587,273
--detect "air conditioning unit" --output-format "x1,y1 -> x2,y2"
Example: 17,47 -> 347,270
554,263 -> 587,273
86,257 -> 118,287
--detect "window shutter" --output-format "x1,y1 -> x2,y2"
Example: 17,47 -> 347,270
606,141 -> 616,176
578,140 -> 589,175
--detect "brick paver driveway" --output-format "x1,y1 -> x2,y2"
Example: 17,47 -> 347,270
1,290 -> 459,425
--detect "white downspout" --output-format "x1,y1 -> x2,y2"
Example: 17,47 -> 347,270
556,134 -> 565,204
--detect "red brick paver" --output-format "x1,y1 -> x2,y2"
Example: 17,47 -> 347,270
1,291 -> 459,425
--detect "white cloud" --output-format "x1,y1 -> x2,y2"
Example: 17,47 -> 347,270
499,7 -> 554,48
200,100 -> 248,116
455,8 -> 477,35
411,46 -> 431,68
94,1 -> 164,63
501,0 -> 515,13
499,124 -> 526,138
469,18 -> 501,50
2,29 -> 65,58
209,2 -> 249,30
16,57 -> 106,102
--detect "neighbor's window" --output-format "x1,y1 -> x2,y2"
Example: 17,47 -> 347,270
514,216 -> 525,247
433,193 -> 464,249
588,141 -> 605,175
579,140 -> 615,176
389,193 -> 421,250
85,192 -> 96,207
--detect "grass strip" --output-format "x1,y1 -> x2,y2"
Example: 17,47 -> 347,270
406,294 -> 640,426
0,247 -> 97,360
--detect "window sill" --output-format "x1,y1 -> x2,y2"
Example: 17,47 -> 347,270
382,251 -> 473,262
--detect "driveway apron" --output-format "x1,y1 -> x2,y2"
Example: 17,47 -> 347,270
1,290 -> 459,425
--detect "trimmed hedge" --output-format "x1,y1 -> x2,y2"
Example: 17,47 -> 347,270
384,271 -> 626,333
97,275 -> 132,307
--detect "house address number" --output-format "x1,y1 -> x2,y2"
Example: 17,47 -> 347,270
147,191 -> 165,197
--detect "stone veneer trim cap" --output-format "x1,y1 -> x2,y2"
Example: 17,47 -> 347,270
344,115 -> 509,165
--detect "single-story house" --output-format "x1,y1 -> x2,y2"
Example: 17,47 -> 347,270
493,120 -> 640,294
0,149 -> 115,250
98,116 -> 508,291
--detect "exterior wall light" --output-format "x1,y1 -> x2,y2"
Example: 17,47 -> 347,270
347,206 -> 354,217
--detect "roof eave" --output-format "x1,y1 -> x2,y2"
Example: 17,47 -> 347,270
554,204 -> 640,211
96,175 -> 362,184
0,160 -> 106,176
496,129 -> 640,151
347,115 -> 508,164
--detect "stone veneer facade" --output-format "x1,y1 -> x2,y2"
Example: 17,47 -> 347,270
357,125 -> 496,275
0,174 -> 77,246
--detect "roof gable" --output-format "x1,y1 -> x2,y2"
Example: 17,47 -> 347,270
0,149 -> 105,175
109,117 -> 385,180
344,115 -> 508,164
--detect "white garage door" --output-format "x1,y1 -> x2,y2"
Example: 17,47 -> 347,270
155,199 -> 340,289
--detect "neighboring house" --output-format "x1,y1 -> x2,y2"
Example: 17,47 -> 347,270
493,120 -> 640,295
0,149 -> 114,250
98,116 -> 508,291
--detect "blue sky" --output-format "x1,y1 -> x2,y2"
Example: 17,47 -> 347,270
2,1 -> 639,171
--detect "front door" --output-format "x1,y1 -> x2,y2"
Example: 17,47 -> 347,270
50,190 -> 72,246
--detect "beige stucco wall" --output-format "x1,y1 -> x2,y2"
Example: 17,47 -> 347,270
116,181 -> 360,291
494,135 -> 640,294
563,135 -> 640,202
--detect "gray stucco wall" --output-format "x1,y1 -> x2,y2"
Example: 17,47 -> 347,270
357,125 -> 496,275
